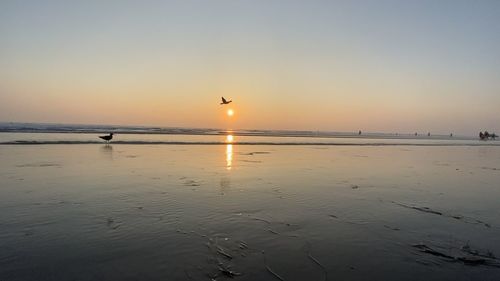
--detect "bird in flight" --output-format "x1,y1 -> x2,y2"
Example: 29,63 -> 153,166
99,133 -> 114,143
220,97 -> 232,105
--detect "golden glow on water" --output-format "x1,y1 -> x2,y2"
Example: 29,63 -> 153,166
226,144 -> 233,170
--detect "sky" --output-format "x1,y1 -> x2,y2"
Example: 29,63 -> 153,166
1,0 -> 500,135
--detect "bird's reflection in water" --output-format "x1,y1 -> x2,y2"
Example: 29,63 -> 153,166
220,177 -> 231,193
225,134 -> 234,170
100,144 -> 113,160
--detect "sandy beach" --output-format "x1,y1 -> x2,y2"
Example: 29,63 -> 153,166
1,143 -> 499,280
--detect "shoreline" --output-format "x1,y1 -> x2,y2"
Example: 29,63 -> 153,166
1,141 -> 500,146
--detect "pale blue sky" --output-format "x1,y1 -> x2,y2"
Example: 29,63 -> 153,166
1,0 -> 499,135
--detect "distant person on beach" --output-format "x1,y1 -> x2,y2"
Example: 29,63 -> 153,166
479,131 -> 497,140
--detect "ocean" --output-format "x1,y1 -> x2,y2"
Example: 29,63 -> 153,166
0,122 -> 492,146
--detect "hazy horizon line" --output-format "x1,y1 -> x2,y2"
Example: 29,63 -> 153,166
0,120 -> 481,137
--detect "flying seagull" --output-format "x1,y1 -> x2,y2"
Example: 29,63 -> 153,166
99,133 -> 114,143
220,97 -> 232,105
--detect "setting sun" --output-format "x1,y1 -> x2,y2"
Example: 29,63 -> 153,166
227,109 -> 234,117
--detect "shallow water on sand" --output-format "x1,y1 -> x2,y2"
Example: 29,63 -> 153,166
1,144 -> 500,280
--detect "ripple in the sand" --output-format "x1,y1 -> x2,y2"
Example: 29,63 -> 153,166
182,178 -> 202,187
238,151 -> 271,156
393,201 -> 491,228
106,217 -> 122,230
412,241 -> 500,268
481,166 -> 499,171
240,159 -> 262,163
16,162 -> 61,168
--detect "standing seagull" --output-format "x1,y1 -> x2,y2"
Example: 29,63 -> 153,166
99,133 -> 114,143
220,97 -> 232,105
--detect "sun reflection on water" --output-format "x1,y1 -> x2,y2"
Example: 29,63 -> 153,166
226,144 -> 233,170
225,134 -> 233,170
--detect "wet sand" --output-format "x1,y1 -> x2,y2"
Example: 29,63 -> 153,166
1,144 -> 500,280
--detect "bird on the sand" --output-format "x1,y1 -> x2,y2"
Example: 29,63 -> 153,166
99,133 -> 114,143
220,97 -> 232,105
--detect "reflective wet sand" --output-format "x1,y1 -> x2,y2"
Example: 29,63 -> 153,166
1,144 -> 500,280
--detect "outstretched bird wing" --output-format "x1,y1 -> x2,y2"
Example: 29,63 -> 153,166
221,97 -> 227,103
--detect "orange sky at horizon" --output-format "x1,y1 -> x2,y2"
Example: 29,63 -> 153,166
1,1 -> 500,136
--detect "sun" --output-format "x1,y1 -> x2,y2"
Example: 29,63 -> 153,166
227,109 -> 234,117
